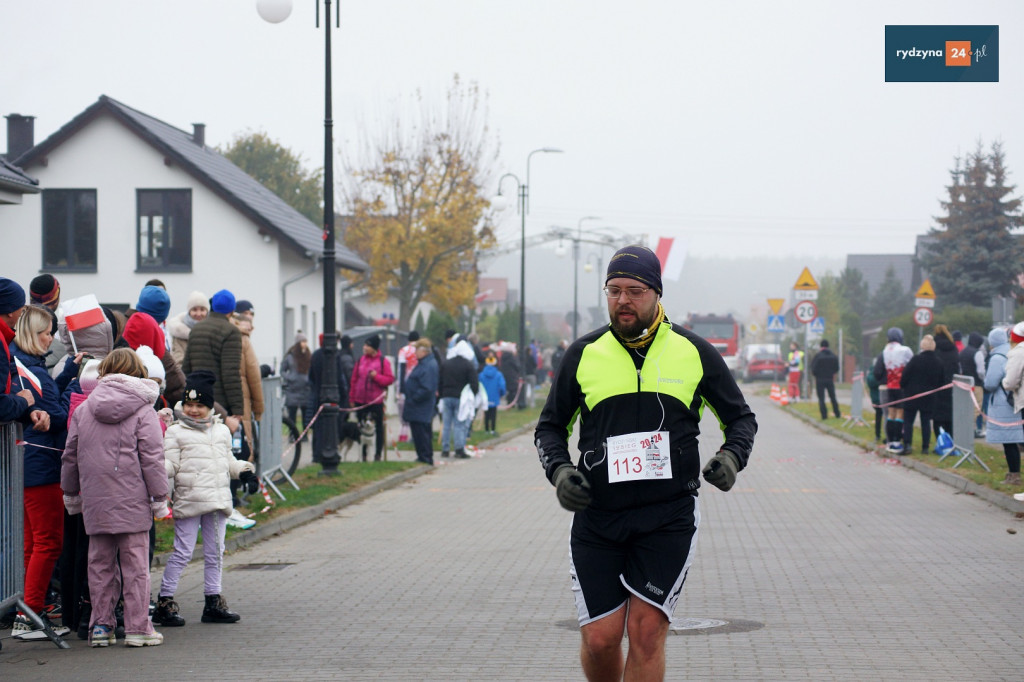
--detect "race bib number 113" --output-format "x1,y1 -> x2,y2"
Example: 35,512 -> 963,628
606,431 -> 672,483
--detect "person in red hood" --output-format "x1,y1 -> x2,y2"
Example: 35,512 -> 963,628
349,334 -> 394,461
121,310 -> 185,407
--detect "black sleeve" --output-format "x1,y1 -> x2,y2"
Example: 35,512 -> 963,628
873,353 -> 885,381
688,329 -> 757,469
534,342 -> 585,482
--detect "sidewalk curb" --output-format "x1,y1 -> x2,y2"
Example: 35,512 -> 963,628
152,421 -> 541,567
152,464 -> 432,567
780,404 -> 1024,515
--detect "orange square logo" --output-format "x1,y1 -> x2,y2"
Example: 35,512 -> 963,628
946,41 -> 971,66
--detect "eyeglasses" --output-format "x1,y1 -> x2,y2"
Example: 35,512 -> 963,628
603,285 -> 650,300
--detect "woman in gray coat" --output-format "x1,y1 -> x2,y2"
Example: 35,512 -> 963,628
281,333 -> 312,429
985,326 -> 1022,485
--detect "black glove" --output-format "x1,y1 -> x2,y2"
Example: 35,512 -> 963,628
552,464 -> 592,512
239,469 -> 259,494
702,449 -> 741,491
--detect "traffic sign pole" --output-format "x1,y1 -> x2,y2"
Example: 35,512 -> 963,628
792,267 -> 819,402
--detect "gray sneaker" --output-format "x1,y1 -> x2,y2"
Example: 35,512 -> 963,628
12,613 -> 70,641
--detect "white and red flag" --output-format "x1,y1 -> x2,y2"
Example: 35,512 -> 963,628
13,356 -> 41,394
654,237 -> 687,282
61,294 -> 105,332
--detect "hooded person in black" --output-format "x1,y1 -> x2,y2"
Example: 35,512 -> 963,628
932,324 -> 961,437
810,339 -> 841,420
901,334 -> 945,453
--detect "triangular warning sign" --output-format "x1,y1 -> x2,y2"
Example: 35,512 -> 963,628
767,298 -> 785,314
793,267 -> 818,290
916,279 -> 935,298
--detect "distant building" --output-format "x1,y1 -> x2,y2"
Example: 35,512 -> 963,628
845,253 -> 920,296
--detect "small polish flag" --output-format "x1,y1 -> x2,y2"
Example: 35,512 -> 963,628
654,237 -> 687,282
14,356 -> 41,394
61,294 -> 105,332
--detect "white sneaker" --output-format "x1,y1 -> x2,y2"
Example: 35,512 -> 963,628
125,631 -> 163,647
1013,492 -> 1024,502
225,509 -> 256,530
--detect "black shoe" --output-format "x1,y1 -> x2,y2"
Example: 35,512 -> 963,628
441,451 -> 450,458
152,595 -> 186,627
77,600 -> 92,640
455,449 -> 471,459
201,594 -> 240,624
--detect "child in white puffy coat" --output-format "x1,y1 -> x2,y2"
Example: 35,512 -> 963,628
151,370 -> 257,627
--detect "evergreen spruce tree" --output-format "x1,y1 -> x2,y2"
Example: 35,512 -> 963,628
920,141 -> 1024,306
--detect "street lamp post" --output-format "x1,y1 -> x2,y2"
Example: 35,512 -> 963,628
259,0 -> 342,474
584,252 -> 602,328
493,148 -> 562,373
573,216 -> 601,340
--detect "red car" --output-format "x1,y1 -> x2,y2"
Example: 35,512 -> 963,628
741,345 -> 786,383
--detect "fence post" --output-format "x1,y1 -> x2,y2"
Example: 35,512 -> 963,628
0,421 -> 69,648
940,375 -> 991,470
256,376 -> 299,499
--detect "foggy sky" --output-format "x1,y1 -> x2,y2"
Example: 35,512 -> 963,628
4,1 -> 1021,261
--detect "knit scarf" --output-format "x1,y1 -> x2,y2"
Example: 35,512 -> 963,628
173,409 -> 215,431
618,302 -> 667,349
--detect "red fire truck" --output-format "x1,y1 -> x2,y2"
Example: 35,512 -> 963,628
682,313 -> 743,377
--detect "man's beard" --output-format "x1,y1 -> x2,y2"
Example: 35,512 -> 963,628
610,303 -> 657,340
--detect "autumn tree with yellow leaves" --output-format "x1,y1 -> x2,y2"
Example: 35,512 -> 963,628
343,76 -> 498,329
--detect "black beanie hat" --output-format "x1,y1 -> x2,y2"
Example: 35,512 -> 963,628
183,370 -> 217,408
365,334 -> 381,351
606,245 -> 663,295
30,274 -> 60,308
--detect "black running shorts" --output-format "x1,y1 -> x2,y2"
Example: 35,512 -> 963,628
569,495 -> 700,626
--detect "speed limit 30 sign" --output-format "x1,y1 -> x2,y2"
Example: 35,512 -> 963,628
914,307 -> 933,327
794,301 -> 817,324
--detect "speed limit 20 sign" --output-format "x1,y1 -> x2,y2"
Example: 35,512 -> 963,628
794,301 -> 817,324
913,307 -> 933,327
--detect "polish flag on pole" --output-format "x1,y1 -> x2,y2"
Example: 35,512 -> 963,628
14,356 -> 41,394
61,294 -> 105,332
654,237 -> 687,282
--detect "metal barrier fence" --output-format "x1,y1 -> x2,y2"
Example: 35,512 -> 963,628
256,376 -> 298,499
0,420 -> 68,649
843,372 -> 868,428
940,374 -> 990,470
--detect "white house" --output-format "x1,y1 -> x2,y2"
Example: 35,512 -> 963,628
2,96 -> 367,367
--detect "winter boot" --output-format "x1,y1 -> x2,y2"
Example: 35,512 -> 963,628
201,594 -> 240,624
152,595 -> 186,627
77,599 -> 92,640
1003,471 -> 1022,486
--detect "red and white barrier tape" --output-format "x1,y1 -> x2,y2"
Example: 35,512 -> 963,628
870,379 -> 1024,428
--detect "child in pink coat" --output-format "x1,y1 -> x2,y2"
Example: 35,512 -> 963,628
61,348 -> 169,648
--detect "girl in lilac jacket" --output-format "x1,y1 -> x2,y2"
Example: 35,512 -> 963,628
62,348 -> 169,648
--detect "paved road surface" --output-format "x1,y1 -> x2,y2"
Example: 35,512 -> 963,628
3,394 -> 1023,680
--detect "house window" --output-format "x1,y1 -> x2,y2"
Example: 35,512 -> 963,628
137,189 -> 191,271
41,189 -> 97,271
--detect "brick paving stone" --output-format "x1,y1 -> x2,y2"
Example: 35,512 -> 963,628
4,393 -> 1023,680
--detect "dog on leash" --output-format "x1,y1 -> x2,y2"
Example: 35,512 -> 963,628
339,418 -> 375,461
